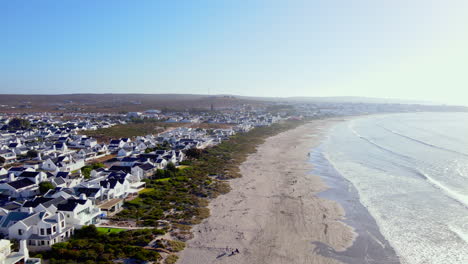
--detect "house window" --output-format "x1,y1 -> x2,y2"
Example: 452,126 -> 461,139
53,226 -> 56,232
61,221 -> 65,227
18,229 -> 23,235
47,228 -> 52,235
41,241 -> 45,245
40,229 -> 45,235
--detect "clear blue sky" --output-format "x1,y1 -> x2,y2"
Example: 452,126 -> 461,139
2,0 -> 468,105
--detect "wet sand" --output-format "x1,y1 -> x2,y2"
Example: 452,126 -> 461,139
178,119 -> 400,264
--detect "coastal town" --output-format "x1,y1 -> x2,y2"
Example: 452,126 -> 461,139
0,106 -> 289,263
0,100 -> 466,264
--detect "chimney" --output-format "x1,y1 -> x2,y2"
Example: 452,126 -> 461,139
79,193 -> 86,200
28,207 -> 34,214
56,213 -> 63,233
8,173 -> 15,182
37,152 -> 42,161
19,240 -> 29,260
100,186 -> 105,200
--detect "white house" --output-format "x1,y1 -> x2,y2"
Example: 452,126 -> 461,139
41,159 -> 58,172
117,148 -> 133,157
8,211 -> 74,251
131,163 -> 155,179
0,150 -> 16,163
56,197 -> 101,227
7,167 -> 35,178
99,178 -> 130,199
0,179 -> 39,199
109,139 -> 125,149
0,239 -> 41,264
42,156 -> 85,172
17,171 -> 47,185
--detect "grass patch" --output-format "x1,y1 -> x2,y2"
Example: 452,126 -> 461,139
138,188 -> 155,194
154,178 -> 170,182
96,227 -> 127,234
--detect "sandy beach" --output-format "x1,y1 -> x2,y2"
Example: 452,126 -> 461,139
178,119 -> 357,264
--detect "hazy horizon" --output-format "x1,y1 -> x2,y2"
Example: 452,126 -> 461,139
0,92 -> 442,106
3,1 -> 468,105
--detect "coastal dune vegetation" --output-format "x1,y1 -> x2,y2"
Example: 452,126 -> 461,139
116,119 -> 307,232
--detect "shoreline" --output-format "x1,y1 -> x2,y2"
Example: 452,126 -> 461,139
177,118 -> 396,264
310,147 -> 401,264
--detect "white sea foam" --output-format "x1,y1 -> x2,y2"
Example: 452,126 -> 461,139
323,113 -> 468,264
418,169 -> 468,207
449,218 -> 468,244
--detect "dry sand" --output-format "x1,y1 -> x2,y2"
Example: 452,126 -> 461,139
178,119 -> 355,264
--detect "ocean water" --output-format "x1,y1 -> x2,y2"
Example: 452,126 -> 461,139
322,112 -> 468,264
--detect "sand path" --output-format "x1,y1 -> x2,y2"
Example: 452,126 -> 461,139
178,119 -> 355,264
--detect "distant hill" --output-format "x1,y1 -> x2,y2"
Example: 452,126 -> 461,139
0,93 -> 458,113
0,94 -> 263,113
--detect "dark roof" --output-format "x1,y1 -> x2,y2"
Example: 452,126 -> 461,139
180,138 -> 196,142
44,187 -> 74,197
100,178 -> 124,189
1,202 -> 22,211
138,163 -> 155,171
76,187 -> 100,197
56,172 -> 69,178
23,197 -> 52,208
108,166 -> 132,173
8,167 -> 27,172
163,154 -> 174,159
1,212 -> 31,227
7,178 -> 35,190
52,177 -> 66,185
139,153 -> 160,160
56,156 -> 67,162
18,171 -> 40,178
22,197 -> 67,208
121,157 -> 139,162
57,199 -> 86,212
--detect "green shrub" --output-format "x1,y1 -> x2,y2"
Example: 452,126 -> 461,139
164,255 -> 179,264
